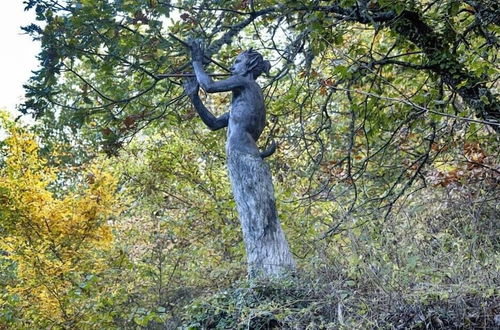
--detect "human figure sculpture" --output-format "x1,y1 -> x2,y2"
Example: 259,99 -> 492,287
183,42 -> 276,158
184,41 -> 296,278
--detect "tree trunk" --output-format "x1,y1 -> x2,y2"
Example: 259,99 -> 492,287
227,149 -> 296,278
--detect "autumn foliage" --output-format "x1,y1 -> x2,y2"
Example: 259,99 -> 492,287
2,0 -> 499,327
0,116 -> 118,327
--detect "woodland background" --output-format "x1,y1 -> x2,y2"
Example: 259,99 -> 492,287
1,0 -> 499,328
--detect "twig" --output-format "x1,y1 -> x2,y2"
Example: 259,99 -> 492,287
157,73 -> 230,79
168,33 -> 232,73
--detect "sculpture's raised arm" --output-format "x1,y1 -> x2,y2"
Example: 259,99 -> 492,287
189,40 -> 246,93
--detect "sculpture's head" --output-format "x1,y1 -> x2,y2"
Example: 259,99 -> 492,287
230,49 -> 271,79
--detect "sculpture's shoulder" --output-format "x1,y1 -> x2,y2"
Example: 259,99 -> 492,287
240,79 -> 263,98
233,81 -> 264,105
249,80 -> 265,102
232,75 -> 258,89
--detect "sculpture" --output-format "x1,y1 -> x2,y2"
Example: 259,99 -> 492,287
183,43 -> 276,158
184,41 -> 296,278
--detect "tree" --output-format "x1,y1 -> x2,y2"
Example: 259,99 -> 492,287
20,0 -> 499,265
0,113 -> 119,327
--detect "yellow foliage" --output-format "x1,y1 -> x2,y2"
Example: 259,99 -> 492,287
0,117 -> 118,326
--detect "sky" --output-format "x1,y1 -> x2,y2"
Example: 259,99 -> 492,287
0,1 -> 40,117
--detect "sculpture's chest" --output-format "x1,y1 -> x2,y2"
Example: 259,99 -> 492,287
230,86 -> 264,111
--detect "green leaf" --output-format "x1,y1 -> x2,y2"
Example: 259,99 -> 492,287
480,95 -> 490,105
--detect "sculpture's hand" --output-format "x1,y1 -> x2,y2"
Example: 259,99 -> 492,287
183,77 -> 199,96
188,39 -> 209,64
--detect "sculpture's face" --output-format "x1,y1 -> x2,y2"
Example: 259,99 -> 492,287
230,53 -> 248,75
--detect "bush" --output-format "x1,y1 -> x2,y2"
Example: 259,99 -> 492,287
180,272 -> 499,329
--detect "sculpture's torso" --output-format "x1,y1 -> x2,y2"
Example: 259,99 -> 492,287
227,78 -> 266,156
